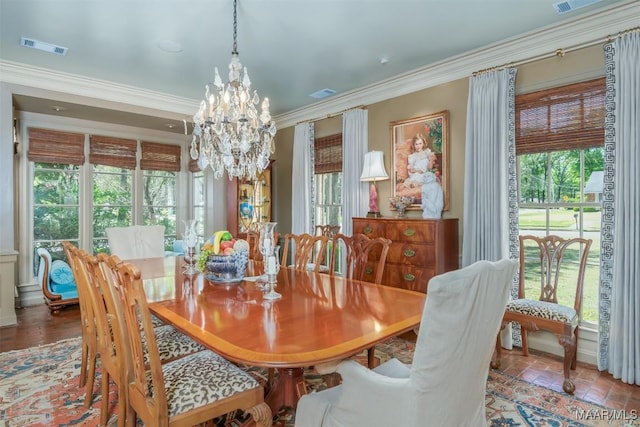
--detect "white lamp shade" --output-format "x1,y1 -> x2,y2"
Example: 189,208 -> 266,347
360,151 -> 389,182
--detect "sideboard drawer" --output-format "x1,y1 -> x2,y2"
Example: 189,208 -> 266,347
385,220 -> 436,243
386,243 -> 435,265
353,220 -> 385,238
384,266 -> 435,294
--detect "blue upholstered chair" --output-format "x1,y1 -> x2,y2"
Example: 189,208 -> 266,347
37,247 -> 79,313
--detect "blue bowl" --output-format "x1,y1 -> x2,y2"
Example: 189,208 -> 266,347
205,250 -> 249,280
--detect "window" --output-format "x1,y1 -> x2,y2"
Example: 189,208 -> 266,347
33,162 -> 81,257
188,156 -> 206,239
314,134 -> 343,228
90,135 -> 137,252
29,128 -> 84,260
314,134 -> 343,271
140,141 -> 181,251
28,128 -> 185,262
142,170 -> 177,250
93,165 -> 133,252
516,78 -> 604,324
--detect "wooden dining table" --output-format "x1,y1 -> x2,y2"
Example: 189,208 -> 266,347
133,256 -> 426,415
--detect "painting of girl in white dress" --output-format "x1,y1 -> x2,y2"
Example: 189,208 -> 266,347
391,111 -> 449,212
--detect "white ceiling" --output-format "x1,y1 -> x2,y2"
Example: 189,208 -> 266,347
0,0 -> 637,133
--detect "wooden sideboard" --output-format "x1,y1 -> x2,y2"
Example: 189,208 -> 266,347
352,217 -> 459,293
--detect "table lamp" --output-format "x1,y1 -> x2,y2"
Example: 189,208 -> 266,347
360,150 -> 389,218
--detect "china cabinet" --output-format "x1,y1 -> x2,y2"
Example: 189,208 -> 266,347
226,162 -> 273,236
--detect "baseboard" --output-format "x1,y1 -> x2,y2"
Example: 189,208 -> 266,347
17,282 -> 44,307
524,327 -> 598,367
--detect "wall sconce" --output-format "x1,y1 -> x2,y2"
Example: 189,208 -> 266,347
360,151 -> 389,218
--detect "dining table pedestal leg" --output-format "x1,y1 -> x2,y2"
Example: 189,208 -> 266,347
265,367 -> 307,412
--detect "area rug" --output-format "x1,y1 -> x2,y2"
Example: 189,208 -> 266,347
1,337 -> 637,427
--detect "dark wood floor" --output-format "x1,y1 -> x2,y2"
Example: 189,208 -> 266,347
2,303 -> 639,412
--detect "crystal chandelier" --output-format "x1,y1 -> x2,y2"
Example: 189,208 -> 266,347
190,0 -> 276,180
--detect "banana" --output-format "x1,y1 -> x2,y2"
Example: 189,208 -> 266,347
212,230 -> 230,254
212,230 -> 224,254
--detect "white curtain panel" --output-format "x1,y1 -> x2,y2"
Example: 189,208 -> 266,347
463,68 -> 519,349
342,109 -> 369,236
462,68 -> 519,266
599,30 -> 640,384
291,122 -> 314,235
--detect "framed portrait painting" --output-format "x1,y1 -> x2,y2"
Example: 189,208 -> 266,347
390,110 -> 449,211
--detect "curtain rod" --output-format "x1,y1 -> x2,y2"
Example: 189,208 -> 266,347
472,26 -> 640,77
296,105 -> 367,126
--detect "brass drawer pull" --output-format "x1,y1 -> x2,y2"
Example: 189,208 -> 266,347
403,228 -> 415,237
403,249 -> 416,257
365,267 -> 373,274
363,226 -> 373,235
403,273 -> 416,281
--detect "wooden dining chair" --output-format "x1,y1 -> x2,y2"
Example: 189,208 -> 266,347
72,248 -> 132,427
314,224 -> 340,238
329,233 -> 391,286
100,254 -> 207,363
329,233 -> 392,367
69,246 -> 208,426
247,230 -> 280,261
314,225 -> 340,272
281,233 -> 329,273
63,241 -> 97,409
493,234 -> 592,394
112,260 -> 272,427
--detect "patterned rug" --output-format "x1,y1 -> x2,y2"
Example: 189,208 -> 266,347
1,337 -> 637,427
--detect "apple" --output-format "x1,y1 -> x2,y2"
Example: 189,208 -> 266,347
223,247 -> 234,255
220,241 -> 234,251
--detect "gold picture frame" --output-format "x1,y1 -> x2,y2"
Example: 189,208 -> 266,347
390,110 -> 449,211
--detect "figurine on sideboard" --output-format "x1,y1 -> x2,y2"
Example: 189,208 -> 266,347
421,149 -> 443,219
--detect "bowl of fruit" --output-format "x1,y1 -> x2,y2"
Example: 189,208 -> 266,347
198,230 -> 250,282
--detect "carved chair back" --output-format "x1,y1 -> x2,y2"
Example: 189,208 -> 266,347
282,233 -> 329,273
329,233 -> 391,285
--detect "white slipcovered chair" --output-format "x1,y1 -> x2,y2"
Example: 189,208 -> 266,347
106,225 -> 166,259
295,258 -> 518,427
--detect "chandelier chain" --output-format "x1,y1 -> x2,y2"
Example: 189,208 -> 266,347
232,0 -> 238,55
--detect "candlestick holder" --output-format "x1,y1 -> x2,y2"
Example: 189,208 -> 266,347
182,219 -> 199,275
263,245 -> 281,300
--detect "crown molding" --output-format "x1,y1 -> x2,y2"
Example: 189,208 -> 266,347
0,60 -> 199,120
275,0 -> 639,128
1,0 -> 638,130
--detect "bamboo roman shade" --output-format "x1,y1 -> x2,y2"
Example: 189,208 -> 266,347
140,141 -> 181,172
89,135 -> 137,169
314,134 -> 342,174
188,156 -> 200,173
27,128 -> 85,165
516,77 -> 605,155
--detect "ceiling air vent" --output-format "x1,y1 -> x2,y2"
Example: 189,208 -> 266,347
20,37 -> 68,56
553,0 -> 602,14
309,88 -> 336,100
